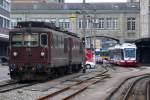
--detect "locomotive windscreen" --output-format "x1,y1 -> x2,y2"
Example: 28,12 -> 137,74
12,33 -> 38,47
124,48 -> 136,58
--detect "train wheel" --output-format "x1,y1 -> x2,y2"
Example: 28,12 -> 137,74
74,64 -> 81,72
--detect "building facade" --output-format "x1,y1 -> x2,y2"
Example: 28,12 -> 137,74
11,0 -> 64,3
140,0 -> 150,38
127,0 -> 139,2
0,0 -> 10,60
11,3 -> 140,44
46,0 -> 64,3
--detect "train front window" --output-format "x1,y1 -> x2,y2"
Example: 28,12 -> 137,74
24,34 -> 38,47
124,48 -> 136,58
12,34 -> 23,46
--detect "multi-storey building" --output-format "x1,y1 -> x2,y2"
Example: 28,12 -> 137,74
11,2 -> 140,44
46,0 -> 64,3
140,0 -> 150,38
127,0 -> 139,2
0,0 -> 10,60
11,0 -> 64,3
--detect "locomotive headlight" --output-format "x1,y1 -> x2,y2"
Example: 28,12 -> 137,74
13,52 -> 18,56
41,52 -> 45,56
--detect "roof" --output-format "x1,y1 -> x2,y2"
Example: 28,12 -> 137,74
12,21 -> 79,38
11,2 -> 140,13
135,38 -> 150,43
110,43 -> 136,49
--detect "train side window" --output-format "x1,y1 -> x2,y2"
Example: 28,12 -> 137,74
64,38 -> 68,53
40,33 -> 48,46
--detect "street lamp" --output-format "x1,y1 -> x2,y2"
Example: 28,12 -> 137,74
82,0 -> 86,73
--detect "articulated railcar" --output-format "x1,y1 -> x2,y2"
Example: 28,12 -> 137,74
109,43 -> 137,67
9,21 -> 82,81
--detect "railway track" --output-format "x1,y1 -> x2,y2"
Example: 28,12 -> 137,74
0,66 -> 108,94
105,74 -> 150,100
37,70 -> 109,100
0,80 -> 17,87
146,81 -> 150,100
122,77 -> 148,100
0,81 -> 37,93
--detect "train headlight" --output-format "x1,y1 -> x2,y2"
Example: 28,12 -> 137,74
41,52 -> 45,56
13,52 -> 18,57
120,60 -> 125,63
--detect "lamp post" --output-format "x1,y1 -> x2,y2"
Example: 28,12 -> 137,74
82,0 -> 86,73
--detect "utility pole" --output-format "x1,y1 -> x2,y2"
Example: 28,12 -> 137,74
82,0 -> 86,73
93,10 -> 96,62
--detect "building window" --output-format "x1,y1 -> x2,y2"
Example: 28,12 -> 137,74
0,0 -> 10,11
59,0 -> 64,3
78,19 -> 83,29
92,19 -> 98,29
50,18 -> 56,26
64,19 -> 70,28
0,0 -> 3,6
112,18 -> 118,29
44,19 -> 50,22
58,19 -> 64,28
58,18 -> 70,29
11,19 -> 17,29
78,19 -> 90,29
0,17 -> 3,28
127,17 -> 136,30
98,18 -> 104,29
0,17 -> 10,29
16,18 -> 22,22
106,18 -> 118,29
106,18 -> 112,29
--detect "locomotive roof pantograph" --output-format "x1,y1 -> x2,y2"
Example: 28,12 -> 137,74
15,21 -> 79,38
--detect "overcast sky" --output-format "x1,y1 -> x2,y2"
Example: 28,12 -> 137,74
65,0 -> 127,3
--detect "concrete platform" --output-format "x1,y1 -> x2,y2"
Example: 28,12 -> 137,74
0,64 -> 10,82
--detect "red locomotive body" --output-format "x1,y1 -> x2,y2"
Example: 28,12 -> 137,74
9,21 -> 82,80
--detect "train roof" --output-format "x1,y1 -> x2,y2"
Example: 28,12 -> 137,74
109,43 -> 136,50
14,21 -> 79,38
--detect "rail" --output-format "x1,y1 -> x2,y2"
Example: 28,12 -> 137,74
37,70 -> 109,100
105,73 -> 150,100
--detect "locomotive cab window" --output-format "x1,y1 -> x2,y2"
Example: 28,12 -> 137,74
11,33 -> 23,46
40,33 -> 48,46
24,33 -> 38,47
11,33 -> 38,47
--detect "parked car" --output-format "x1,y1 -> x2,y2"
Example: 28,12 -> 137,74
85,49 -> 96,69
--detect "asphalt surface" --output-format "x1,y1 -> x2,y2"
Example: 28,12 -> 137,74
0,64 -> 10,82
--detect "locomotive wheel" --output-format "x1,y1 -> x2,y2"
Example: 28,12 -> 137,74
73,64 -> 80,72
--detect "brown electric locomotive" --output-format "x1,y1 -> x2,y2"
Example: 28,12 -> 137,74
9,21 -> 82,81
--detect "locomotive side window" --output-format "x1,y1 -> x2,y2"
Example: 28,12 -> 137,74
40,33 -> 48,46
64,38 -> 68,53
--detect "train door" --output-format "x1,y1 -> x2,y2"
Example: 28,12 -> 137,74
68,37 -> 73,65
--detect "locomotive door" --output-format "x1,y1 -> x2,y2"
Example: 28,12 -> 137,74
68,37 -> 73,65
